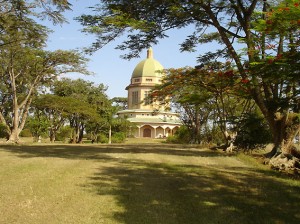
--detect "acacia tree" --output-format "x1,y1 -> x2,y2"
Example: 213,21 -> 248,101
0,16 -> 89,143
0,46 -> 89,143
26,111 -> 50,142
33,95 -> 74,142
0,0 -> 90,143
0,0 -> 71,49
111,97 -> 128,110
79,0 -> 300,161
52,78 -> 110,143
0,0 -> 71,24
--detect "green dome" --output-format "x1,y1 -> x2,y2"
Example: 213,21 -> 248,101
131,48 -> 164,78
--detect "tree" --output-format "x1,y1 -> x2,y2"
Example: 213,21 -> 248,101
79,0 -> 300,163
26,113 -> 50,142
151,67 -> 214,144
0,0 -> 72,25
52,78 -> 110,143
0,0 -> 89,143
0,34 -> 89,143
33,94 -> 74,142
111,97 -> 128,110
152,64 -> 257,147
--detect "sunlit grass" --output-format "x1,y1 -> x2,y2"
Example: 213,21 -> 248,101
0,143 -> 299,224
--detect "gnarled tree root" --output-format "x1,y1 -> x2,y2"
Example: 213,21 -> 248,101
264,153 -> 300,172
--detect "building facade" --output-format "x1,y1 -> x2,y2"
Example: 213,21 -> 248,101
117,48 -> 181,138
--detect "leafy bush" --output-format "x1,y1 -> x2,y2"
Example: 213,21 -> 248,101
20,129 -> 32,137
235,112 -> 272,150
56,126 -> 73,142
0,123 -> 9,139
202,126 -> 224,146
26,117 -> 49,138
112,132 -> 126,143
97,133 -> 108,143
166,126 -> 192,144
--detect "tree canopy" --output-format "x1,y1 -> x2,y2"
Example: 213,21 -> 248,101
0,0 -> 92,143
79,0 -> 299,156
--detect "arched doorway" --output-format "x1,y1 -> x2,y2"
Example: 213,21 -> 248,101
143,128 -> 151,137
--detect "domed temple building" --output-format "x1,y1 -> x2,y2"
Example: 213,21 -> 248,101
117,48 -> 181,138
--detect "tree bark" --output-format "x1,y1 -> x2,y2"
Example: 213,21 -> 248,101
108,125 -> 112,144
77,123 -> 84,144
7,128 -> 20,143
265,113 -> 300,159
49,128 -> 56,143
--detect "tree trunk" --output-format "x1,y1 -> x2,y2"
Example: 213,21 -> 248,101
108,125 -> 111,144
7,128 -> 20,143
265,113 -> 300,157
49,128 -> 56,143
77,123 -> 84,144
264,113 -> 300,170
70,128 -> 77,144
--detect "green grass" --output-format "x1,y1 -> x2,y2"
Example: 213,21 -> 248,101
0,143 -> 299,224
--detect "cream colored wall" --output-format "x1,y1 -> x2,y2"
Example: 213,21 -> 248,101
130,124 -> 180,138
132,77 -> 162,84
128,87 -> 140,109
128,75 -> 170,110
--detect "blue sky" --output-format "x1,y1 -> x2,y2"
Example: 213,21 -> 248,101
43,0 -> 211,98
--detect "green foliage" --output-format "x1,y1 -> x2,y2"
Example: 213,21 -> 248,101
203,126 -> 224,146
166,126 -> 192,144
0,0 -> 72,27
111,132 -> 126,143
97,133 -> 109,144
112,117 -> 135,137
111,97 -> 128,110
56,126 -> 73,142
26,116 -> 50,138
79,0 -> 300,152
0,123 -> 9,139
0,1 -> 89,143
235,112 -> 272,150
19,129 -> 32,137
50,78 -> 110,143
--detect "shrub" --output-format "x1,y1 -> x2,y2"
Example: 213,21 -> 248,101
165,135 -> 178,143
204,126 -> 224,146
20,128 -> 33,137
166,126 -> 192,144
97,133 -> 108,143
112,132 -> 126,143
56,126 -> 73,142
0,123 -> 9,139
235,112 -> 272,150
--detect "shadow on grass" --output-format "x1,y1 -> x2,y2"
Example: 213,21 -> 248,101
86,159 -> 300,224
1,144 -> 300,223
0,144 -> 225,160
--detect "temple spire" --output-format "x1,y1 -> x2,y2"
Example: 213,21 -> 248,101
147,47 -> 153,59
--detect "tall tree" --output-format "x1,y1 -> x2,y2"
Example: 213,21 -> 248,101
151,67 -> 214,144
79,0 -> 300,162
152,64 -> 256,146
0,46 -> 89,143
0,0 -> 90,143
33,94 -> 75,142
0,16 -> 89,143
52,78 -> 110,143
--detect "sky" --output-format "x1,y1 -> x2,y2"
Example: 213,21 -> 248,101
43,0 -> 211,98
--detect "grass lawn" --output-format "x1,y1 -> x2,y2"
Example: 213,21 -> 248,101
0,143 -> 299,224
